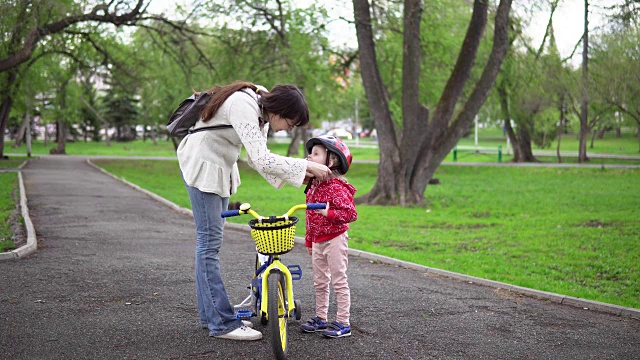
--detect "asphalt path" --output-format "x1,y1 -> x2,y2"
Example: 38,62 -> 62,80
1,156 -> 638,359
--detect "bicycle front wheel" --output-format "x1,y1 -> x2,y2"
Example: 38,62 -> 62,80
267,271 -> 288,359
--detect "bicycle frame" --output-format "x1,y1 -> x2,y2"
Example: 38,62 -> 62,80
222,202 -> 326,320
222,202 -> 325,359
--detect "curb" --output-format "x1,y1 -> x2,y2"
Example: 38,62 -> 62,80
87,159 -> 640,320
0,159 -> 38,261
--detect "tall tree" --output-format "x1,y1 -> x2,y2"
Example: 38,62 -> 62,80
578,0 -> 590,162
496,0 -> 564,163
353,0 -> 512,205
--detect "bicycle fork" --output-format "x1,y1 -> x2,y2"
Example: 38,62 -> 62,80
261,260 -> 296,318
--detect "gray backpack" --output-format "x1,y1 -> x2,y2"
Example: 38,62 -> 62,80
167,90 -> 262,137
166,92 -> 232,138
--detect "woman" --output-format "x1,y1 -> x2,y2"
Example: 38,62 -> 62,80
177,81 -> 331,341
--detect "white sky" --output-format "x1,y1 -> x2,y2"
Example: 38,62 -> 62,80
525,0 -> 620,61
148,0 -> 622,59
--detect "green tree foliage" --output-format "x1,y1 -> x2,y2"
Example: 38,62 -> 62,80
0,0 -> 151,157
102,80 -> 139,142
591,26 -> 640,128
129,0 -> 355,142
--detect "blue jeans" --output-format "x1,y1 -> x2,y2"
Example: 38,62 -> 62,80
185,184 -> 242,336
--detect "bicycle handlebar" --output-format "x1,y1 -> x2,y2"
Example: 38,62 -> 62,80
306,203 -> 326,210
221,203 -> 326,219
220,209 -> 242,218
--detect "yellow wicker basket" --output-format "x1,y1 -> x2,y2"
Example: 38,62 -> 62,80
249,217 -> 299,255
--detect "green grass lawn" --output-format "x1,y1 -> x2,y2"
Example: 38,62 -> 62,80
5,127 -> 640,162
0,159 -> 28,168
0,173 -> 18,252
456,127 -> 640,156
93,159 -> 640,309
5,138 -> 178,157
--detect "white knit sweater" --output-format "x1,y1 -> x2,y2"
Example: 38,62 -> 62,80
177,89 -> 306,197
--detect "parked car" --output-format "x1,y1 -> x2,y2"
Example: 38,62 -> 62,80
309,128 -> 326,138
325,128 -> 353,140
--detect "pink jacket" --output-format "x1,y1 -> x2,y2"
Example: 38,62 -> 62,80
305,178 -> 358,247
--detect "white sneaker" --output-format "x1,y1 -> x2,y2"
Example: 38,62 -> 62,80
202,320 -> 253,329
242,320 -> 253,328
214,326 -> 262,341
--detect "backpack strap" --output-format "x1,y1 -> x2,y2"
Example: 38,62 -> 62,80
239,88 -> 265,126
188,124 -> 233,134
188,89 -> 261,135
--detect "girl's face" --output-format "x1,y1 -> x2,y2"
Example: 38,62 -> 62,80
307,144 -> 328,165
269,113 -> 296,132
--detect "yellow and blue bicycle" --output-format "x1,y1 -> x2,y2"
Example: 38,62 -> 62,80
221,202 -> 326,360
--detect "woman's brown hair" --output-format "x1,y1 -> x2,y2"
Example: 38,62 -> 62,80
199,81 -> 309,128
199,81 -> 257,122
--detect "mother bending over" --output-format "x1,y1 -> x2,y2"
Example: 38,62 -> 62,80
177,81 -> 331,341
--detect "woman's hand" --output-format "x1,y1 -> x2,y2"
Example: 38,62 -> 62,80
306,161 -> 331,181
307,247 -> 312,255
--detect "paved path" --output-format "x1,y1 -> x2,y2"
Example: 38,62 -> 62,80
1,156 -> 639,359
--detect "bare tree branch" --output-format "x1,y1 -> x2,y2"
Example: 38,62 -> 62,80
535,0 -> 560,60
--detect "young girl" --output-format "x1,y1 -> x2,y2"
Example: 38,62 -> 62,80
301,135 -> 358,338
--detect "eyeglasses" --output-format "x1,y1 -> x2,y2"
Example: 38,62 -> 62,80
285,118 -> 297,131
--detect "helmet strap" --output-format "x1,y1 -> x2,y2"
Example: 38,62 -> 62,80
303,178 -> 314,194
326,151 -> 341,173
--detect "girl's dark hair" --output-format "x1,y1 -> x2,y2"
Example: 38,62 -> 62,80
199,81 -> 309,128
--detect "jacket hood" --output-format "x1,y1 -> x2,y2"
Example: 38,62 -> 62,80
327,178 -> 357,196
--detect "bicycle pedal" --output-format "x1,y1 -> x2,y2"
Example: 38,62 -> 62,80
287,264 -> 302,281
236,309 -> 253,319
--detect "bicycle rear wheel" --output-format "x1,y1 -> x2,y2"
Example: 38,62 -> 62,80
267,271 -> 288,359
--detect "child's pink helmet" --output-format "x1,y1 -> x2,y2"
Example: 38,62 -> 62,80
306,135 -> 353,174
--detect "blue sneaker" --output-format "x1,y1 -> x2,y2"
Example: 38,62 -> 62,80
323,321 -> 351,338
300,317 -> 328,333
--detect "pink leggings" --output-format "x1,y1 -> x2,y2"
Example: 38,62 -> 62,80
311,233 -> 350,324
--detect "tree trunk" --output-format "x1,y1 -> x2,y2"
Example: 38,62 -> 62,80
13,113 -> 29,148
513,120 -> 536,162
578,0 -> 589,163
556,124 -> 563,163
53,79 -> 69,155
0,71 -> 18,159
556,100 -> 565,163
353,0 -> 512,205
54,120 -> 67,154
152,125 -> 158,146
497,80 -> 522,162
44,122 -> 49,146
353,0 -> 403,205
287,126 -> 304,157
